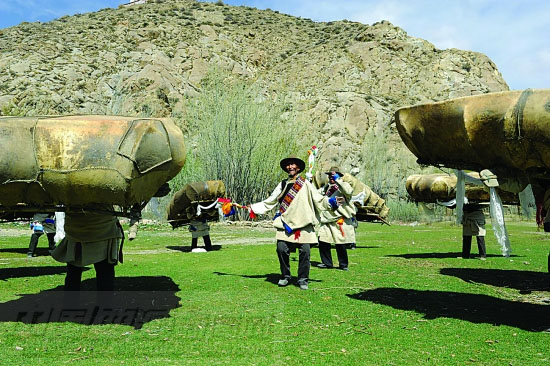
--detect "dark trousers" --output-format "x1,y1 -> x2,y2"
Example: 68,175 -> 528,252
276,240 -> 310,285
191,235 -> 212,251
28,232 -> 56,255
462,236 -> 486,259
319,241 -> 349,269
65,260 -> 115,291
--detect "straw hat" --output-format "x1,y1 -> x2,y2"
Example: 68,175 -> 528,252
324,166 -> 343,176
280,156 -> 306,173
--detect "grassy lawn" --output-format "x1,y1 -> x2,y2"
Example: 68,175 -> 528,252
0,219 -> 548,365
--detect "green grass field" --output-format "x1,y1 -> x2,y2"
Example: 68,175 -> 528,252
0,219 -> 548,365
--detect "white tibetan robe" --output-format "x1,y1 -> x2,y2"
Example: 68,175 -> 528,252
318,176 -> 357,244
250,176 -> 333,244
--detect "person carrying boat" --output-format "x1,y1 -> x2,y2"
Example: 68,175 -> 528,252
188,218 -> 213,251
461,203 -> 487,260
27,213 -> 56,257
52,209 -> 124,291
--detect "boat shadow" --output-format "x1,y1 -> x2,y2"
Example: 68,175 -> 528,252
440,268 -> 550,292
348,287 -> 550,332
0,276 -> 181,329
387,252 -> 520,259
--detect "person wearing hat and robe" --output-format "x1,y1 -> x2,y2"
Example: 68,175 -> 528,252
249,156 -> 340,290
316,166 -> 356,270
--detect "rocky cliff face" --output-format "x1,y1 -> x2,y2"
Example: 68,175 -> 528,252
0,0 -> 508,170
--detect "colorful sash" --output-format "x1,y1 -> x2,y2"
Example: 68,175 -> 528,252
325,183 -> 339,197
279,176 -> 305,214
327,184 -> 345,237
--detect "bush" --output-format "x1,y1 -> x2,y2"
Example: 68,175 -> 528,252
0,103 -> 26,116
386,200 -> 422,222
168,149 -> 205,193
359,127 -> 436,202
387,200 -> 454,223
184,70 -> 304,216
358,127 -> 440,222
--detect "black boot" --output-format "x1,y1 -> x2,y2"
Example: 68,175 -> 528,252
27,233 -> 41,257
476,236 -> 487,259
462,236 -> 472,259
203,235 -> 213,251
318,241 -> 333,268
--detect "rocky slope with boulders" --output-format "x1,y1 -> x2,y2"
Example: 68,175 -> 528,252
0,0 -> 508,171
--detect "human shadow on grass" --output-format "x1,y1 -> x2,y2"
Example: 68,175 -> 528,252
311,260 -> 341,268
0,276 -> 181,329
352,245 -> 380,250
213,271 -> 322,286
0,247 -> 54,256
0,265 -> 70,280
348,288 -> 550,332
166,245 -> 222,253
441,268 -> 550,292
387,252 -> 520,259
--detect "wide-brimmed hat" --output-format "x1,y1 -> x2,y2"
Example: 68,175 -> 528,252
325,166 -> 343,176
280,156 -> 306,173
480,169 -> 499,188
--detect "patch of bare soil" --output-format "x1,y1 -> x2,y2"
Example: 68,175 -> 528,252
0,228 -> 29,237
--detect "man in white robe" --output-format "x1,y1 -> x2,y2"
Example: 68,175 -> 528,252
250,157 -> 339,290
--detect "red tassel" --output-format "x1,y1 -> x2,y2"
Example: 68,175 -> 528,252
249,209 -> 257,220
337,218 -> 345,237
294,229 -> 301,240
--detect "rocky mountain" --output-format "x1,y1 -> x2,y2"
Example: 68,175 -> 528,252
0,0 -> 508,171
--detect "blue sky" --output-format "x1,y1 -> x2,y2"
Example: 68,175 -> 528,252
1,0 -> 549,90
